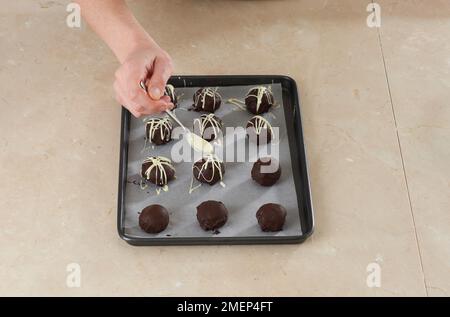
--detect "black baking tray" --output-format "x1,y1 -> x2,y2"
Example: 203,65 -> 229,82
117,75 -> 314,245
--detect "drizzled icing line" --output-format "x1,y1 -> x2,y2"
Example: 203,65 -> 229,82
193,114 -> 222,140
193,154 -> 224,183
189,154 -> 225,193
246,86 -> 274,113
227,98 -> 247,111
145,117 -> 173,143
142,156 -> 174,185
247,115 -> 274,136
188,177 -> 202,194
164,84 -> 176,102
194,87 -> 221,110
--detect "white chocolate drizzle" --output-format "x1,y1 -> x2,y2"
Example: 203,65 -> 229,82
164,84 -> 176,102
156,185 -> 169,195
247,115 -> 274,136
189,154 -> 225,194
142,156 -> 175,186
194,87 -> 221,111
188,177 -> 202,194
139,180 -> 148,190
145,117 -> 173,144
246,86 -> 274,113
186,132 -> 214,154
227,98 -> 247,111
193,114 -> 222,140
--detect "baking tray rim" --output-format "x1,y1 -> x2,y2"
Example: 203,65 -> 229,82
117,74 -> 315,246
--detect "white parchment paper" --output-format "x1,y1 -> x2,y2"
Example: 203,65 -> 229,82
123,84 -> 302,238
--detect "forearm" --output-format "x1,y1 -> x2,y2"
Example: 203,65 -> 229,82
75,0 -> 157,63
76,0 -> 174,115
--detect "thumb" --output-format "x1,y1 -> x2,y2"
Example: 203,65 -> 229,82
147,57 -> 173,100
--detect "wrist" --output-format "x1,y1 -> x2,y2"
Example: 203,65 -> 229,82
115,31 -> 158,64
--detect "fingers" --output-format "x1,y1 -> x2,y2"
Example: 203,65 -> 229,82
114,81 -> 142,117
114,79 -> 173,117
114,59 -> 173,117
146,54 -> 174,100
159,95 -> 174,111
115,88 -> 141,118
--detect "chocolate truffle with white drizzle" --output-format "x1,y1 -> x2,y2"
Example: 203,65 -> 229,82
193,87 -> 221,113
246,115 -> 274,145
145,117 -> 173,145
245,86 -> 274,115
141,156 -> 175,187
164,84 -> 178,108
139,80 -> 213,154
193,113 -> 223,142
193,154 -> 225,186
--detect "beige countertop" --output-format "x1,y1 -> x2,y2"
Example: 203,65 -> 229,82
0,0 -> 449,296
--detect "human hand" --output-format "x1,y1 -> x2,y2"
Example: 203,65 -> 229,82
114,43 -> 174,117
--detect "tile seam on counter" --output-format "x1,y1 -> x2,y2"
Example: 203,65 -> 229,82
375,16 -> 428,296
